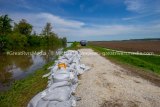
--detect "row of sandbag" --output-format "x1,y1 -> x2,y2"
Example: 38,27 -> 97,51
28,50 -> 90,107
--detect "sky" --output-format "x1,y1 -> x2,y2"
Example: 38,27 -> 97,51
0,0 -> 160,41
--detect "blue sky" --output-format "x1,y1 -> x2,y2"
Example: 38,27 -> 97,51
0,0 -> 160,41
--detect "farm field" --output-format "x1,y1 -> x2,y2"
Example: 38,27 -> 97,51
89,40 -> 160,75
90,40 -> 160,54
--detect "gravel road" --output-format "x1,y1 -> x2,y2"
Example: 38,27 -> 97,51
76,49 -> 160,107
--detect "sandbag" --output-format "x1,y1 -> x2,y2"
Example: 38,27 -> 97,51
52,69 -> 76,83
53,73 -> 70,82
36,99 -> 49,107
42,86 -> 71,101
48,81 -> 71,92
28,50 -> 90,107
27,90 -> 47,107
48,100 -> 72,107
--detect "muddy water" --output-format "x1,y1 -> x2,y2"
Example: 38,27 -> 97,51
0,47 -> 61,91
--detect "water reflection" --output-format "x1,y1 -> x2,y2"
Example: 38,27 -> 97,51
0,47 -> 59,91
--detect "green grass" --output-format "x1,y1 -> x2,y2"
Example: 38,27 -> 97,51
90,45 -> 160,75
0,60 -> 56,107
64,41 -> 82,51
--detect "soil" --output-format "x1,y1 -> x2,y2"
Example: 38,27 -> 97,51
90,40 -> 160,54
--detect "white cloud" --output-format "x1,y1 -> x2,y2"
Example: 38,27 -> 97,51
9,12 -> 85,33
123,0 -> 160,21
122,13 -> 157,20
36,13 -> 85,28
124,0 -> 160,13
0,0 -> 32,10
8,12 -> 160,41
125,0 -> 143,13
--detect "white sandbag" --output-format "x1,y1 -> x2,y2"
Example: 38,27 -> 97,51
52,69 -> 73,83
53,73 -> 70,82
47,101 -> 59,107
48,81 -> 71,92
42,72 -> 51,78
76,64 -> 91,75
71,83 -> 78,94
27,93 -> 41,107
47,79 -> 54,87
48,100 -> 72,107
28,50 -> 91,107
54,69 -> 70,74
27,90 -> 47,107
70,73 -> 78,84
58,59 -> 68,64
42,86 -> 71,101
36,99 -> 49,107
72,58 -> 79,64
56,100 -> 72,107
47,96 -> 77,107
50,65 -> 58,74
76,65 -> 84,75
80,64 -> 91,71
64,54 -> 73,60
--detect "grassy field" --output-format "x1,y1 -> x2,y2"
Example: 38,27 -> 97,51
90,45 -> 160,75
0,60 -> 56,107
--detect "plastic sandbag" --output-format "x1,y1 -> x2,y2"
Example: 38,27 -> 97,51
48,81 -> 71,92
52,69 -> 74,83
80,64 -> 90,71
27,90 -> 47,107
48,100 -> 72,107
28,50 -> 90,107
47,101 -> 59,107
36,99 -> 49,107
76,65 -> 84,75
42,72 -> 51,78
53,73 -> 70,82
71,83 -> 78,94
42,86 -> 71,101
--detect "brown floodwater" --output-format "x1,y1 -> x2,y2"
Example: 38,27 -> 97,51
0,46 -> 62,91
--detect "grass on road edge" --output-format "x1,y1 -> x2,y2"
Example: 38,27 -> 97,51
0,59 -> 57,107
89,45 -> 160,75
64,42 -> 82,50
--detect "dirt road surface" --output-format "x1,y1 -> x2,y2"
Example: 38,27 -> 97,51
76,49 -> 160,107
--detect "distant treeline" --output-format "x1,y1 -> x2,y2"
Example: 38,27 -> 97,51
0,15 -> 67,52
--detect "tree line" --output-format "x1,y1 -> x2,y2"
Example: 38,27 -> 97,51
0,15 -> 67,52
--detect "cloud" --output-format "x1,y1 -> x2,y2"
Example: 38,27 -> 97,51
8,12 -> 160,41
123,0 -> 160,20
122,13 -> 158,20
36,13 -> 85,28
0,0 -> 32,10
9,12 -> 85,34
124,0 -> 160,14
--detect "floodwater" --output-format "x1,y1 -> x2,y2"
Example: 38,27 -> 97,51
0,46 -> 62,91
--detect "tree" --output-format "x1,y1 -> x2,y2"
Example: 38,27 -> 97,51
13,19 -> 32,35
42,22 -> 52,36
0,15 -> 12,35
62,37 -> 67,46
